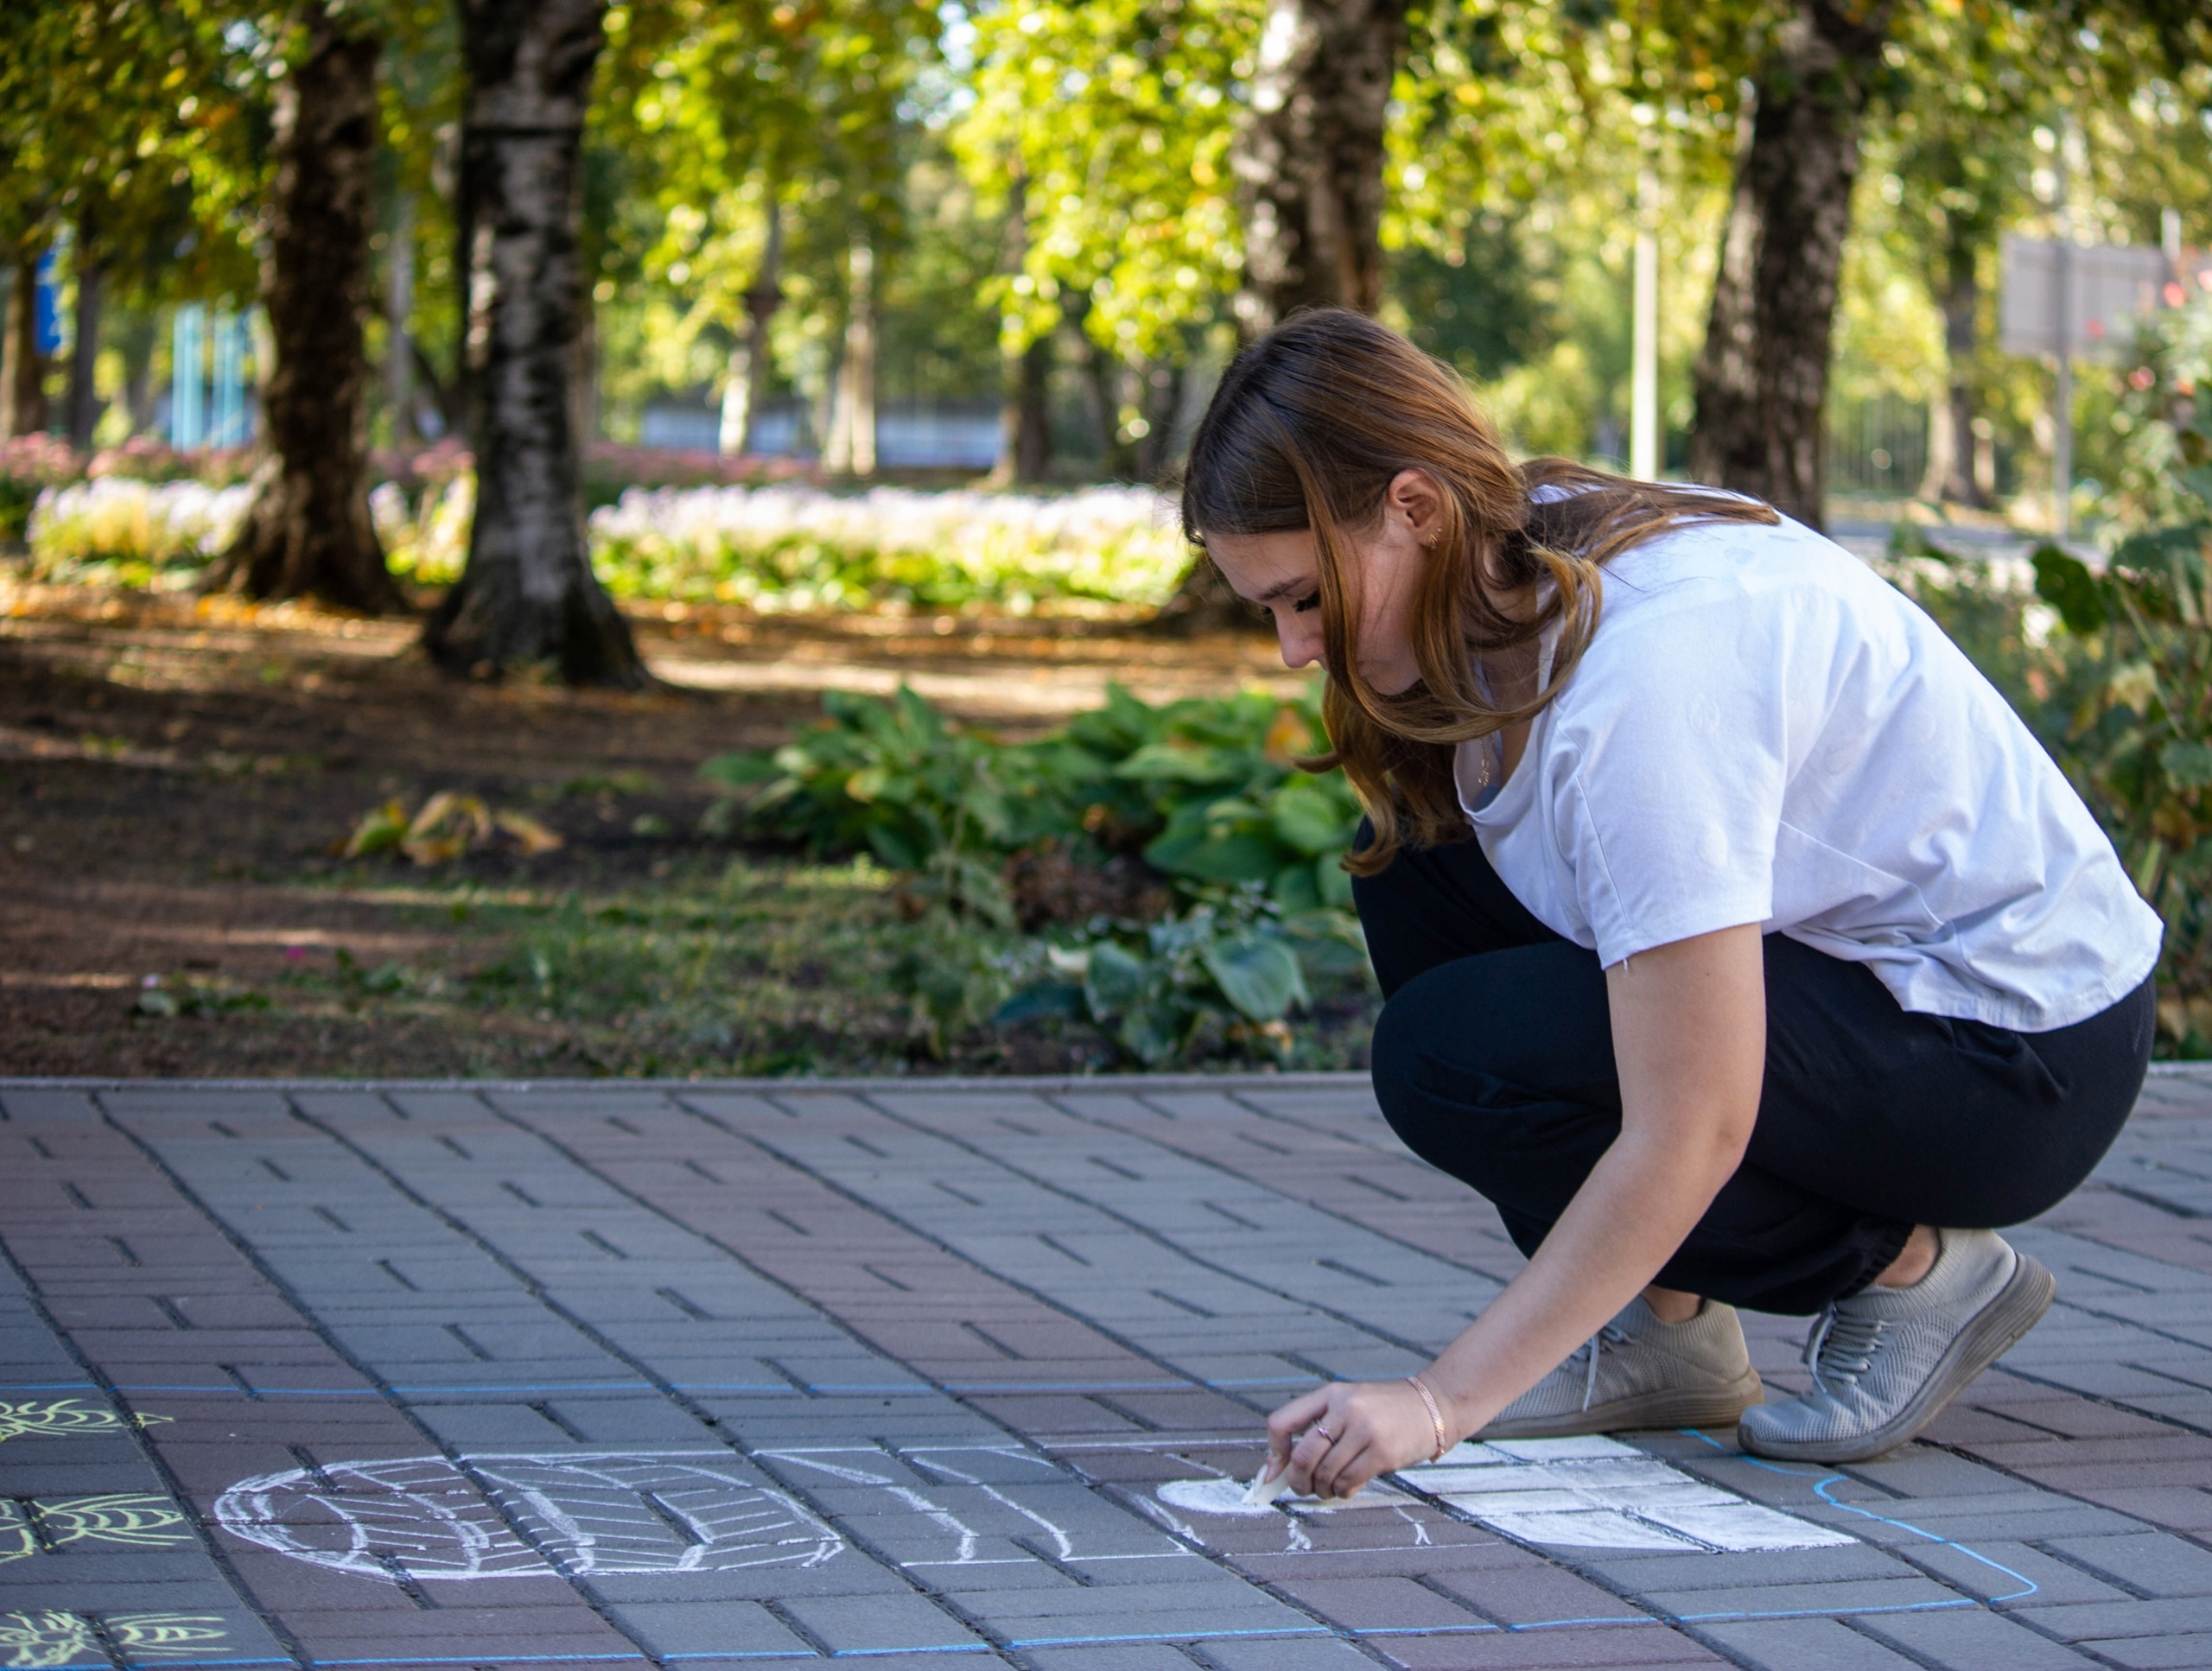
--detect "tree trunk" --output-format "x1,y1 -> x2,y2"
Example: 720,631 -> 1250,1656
2,249 -> 51,440
386,190 -> 416,448
1068,299 -> 1136,482
573,283 -> 598,450
721,197 -> 782,456
1009,334 -> 1052,484
1135,356 -> 1185,482
67,214 -> 103,448
1686,0 -> 1895,530
210,3 -> 402,613
1934,245 -> 1986,506
123,320 -> 155,437
423,0 -> 641,685
823,231 -> 876,477
1229,0 -> 1406,334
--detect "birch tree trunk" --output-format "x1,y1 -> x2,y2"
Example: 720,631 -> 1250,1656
823,231 -> 876,477
210,3 -> 402,613
423,0 -> 641,685
721,198 -> 782,456
1687,0 -> 1895,529
1229,0 -> 1406,334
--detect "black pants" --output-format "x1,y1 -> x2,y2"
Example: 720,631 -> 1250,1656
1356,830 -> 2156,1314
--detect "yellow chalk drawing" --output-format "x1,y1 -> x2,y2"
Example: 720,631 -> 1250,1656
0,1508 -> 29,1567
0,1611 -> 227,1668
44,1496 -> 193,1550
107,1616 -> 229,1660
0,1401 -> 171,1443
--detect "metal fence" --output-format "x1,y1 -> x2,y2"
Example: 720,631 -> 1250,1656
1827,393 -> 1931,499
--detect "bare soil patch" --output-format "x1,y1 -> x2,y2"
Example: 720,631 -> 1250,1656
0,581 -> 1294,1077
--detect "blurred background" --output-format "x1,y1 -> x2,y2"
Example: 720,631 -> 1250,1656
3,0 -> 2210,1083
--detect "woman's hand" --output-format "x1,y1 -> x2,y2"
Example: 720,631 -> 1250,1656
1253,925 -> 1769,1481
1262,1377 -> 1445,1500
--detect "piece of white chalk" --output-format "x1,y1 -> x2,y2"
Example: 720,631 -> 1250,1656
1241,1459 -> 1362,1509
1240,1460 -> 1283,1507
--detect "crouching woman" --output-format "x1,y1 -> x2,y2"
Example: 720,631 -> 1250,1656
1185,310 -> 2158,1491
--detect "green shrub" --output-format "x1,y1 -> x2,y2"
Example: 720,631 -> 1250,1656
699,680 -> 1376,1067
700,681 -> 1363,916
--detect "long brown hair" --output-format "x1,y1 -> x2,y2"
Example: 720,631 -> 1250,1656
1179,308 -> 1778,874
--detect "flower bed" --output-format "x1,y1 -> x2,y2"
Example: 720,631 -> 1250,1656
588,483 -> 1186,614
28,471 -> 1189,615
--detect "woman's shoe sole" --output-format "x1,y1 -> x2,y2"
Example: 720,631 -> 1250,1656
1478,1367 -> 1765,1440
1738,1254 -> 2056,1465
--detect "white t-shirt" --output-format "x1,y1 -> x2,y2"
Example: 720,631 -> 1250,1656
1453,512 -> 2161,1032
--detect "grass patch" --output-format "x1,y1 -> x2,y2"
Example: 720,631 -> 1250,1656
271,854 -> 1378,1077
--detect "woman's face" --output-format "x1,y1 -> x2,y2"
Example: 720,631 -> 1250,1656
1205,469 -> 1440,697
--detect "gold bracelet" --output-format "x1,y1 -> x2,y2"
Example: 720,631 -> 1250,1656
1406,1373 -> 1449,1462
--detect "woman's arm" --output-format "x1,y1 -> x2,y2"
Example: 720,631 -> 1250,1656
1267,922 -> 1767,1498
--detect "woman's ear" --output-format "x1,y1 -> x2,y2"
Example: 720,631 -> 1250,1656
1386,469 -> 1444,541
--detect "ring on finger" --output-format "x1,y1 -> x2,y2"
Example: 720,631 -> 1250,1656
1312,1422 -> 1336,1442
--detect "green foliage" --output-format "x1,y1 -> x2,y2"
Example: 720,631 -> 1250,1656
953,0 -> 1256,364
2029,442 -> 2212,1045
696,679 -> 1374,1068
702,681 -> 1363,914
1030,899 -> 1323,1067
0,0 -> 263,302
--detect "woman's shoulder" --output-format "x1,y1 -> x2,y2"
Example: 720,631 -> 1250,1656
1588,515 -> 1904,647
1556,518 -> 1908,711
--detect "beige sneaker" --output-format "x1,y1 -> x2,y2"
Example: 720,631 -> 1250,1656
1479,1296 -> 1764,1439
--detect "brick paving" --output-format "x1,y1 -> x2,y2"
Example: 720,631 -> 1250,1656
7,1073 -> 2212,1668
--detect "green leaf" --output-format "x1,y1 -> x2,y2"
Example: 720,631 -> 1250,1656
1318,859 -> 1355,908
1084,940 -> 1149,1019
1117,999 -> 1185,1066
697,751 -> 780,788
2176,464 -> 2212,506
2032,544 -> 2107,635
1201,932 -> 1309,1023
1146,829 -> 1286,884
994,983 -> 1084,1024
2162,740 -> 2212,791
1269,783 -> 1354,856
1114,742 -> 1243,784
1270,862 -> 1322,912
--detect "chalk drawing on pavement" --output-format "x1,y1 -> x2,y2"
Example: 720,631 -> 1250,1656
0,1611 -> 227,1669
0,1401 -> 170,1443
1153,1436 -> 1853,1553
0,1496 -> 193,1562
1395,1436 -> 1857,1552
213,1451 -> 842,1579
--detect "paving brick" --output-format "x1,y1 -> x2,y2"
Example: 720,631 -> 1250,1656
1374,1623 -> 1720,1668
1692,1617 -> 1924,1670
28,1074 -> 2212,1668
1854,1607 -> 2101,1668
597,1599 -> 814,1657
774,1592 -> 990,1653
1195,1638 -> 1380,1669
2041,1532 -> 2212,1596
1021,1649 -> 1203,1671
2017,1596 -> 2212,1640
2075,1631 -> 2212,1668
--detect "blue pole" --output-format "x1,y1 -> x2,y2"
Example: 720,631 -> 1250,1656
170,304 -> 205,450
33,248 -> 60,358
211,308 -> 244,448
